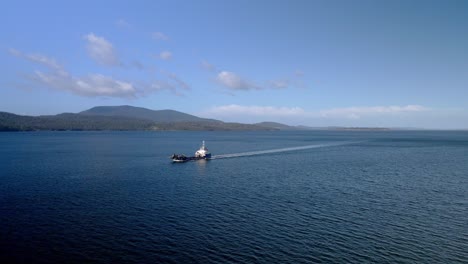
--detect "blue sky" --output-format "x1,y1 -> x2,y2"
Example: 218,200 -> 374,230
1,0 -> 467,128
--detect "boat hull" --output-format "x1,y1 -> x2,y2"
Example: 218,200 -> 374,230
171,141 -> 211,163
172,156 -> 210,163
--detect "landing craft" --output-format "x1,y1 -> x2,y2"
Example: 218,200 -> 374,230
171,141 -> 211,163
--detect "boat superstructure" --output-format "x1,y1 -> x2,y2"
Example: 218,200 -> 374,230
171,141 -> 211,163
195,141 -> 211,159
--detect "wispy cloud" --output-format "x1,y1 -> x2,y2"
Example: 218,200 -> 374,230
152,32 -> 169,41
142,72 -> 190,96
267,70 -> 306,90
204,60 -> 305,92
159,51 -> 172,60
205,104 -> 306,117
143,81 -> 182,96
34,71 -> 137,98
200,60 -> 217,72
166,72 -> 190,90
9,48 -> 63,71
9,48 -> 190,98
295,70 -> 304,77
216,71 -> 303,91
131,60 -> 145,70
216,71 -> 260,90
319,105 -> 429,119
269,79 -> 290,89
115,19 -> 131,29
203,104 -> 429,120
84,33 -> 120,66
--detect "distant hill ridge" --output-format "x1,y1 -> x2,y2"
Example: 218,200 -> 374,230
0,105 -> 274,131
80,105 -> 219,123
0,105 -> 395,131
254,121 -> 297,130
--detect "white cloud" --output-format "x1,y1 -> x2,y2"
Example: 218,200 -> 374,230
202,104 -> 429,121
9,48 -> 191,98
10,48 -> 132,97
9,48 -> 63,71
217,71 -> 259,90
115,19 -> 131,29
159,51 -> 172,60
212,66 -> 305,91
7,48 -> 20,56
200,104 -> 462,129
152,32 -> 169,41
139,71 -> 190,96
72,74 -> 136,97
269,79 -> 290,89
201,60 -> 217,72
26,54 -> 63,71
167,72 -> 189,90
84,33 -> 120,66
143,82 -> 186,97
319,105 -> 429,119
267,72 -> 306,89
144,80 -> 181,96
205,104 -> 306,117
33,70 -> 137,98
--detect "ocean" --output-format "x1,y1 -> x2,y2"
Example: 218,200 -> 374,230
0,131 -> 466,263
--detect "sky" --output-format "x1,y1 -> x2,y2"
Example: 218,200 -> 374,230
1,0 -> 467,129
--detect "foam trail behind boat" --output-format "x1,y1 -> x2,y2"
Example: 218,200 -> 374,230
212,141 -> 362,160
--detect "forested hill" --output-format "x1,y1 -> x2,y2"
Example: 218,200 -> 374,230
79,105 -> 218,123
0,106 -> 277,131
0,112 -> 157,131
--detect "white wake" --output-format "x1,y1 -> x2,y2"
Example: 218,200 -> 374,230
211,141 -> 361,160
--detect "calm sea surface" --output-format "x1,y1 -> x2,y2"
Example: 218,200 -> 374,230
0,131 -> 467,263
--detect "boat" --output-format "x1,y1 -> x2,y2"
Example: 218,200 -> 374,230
195,141 -> 211,159
171,141 -> 212,163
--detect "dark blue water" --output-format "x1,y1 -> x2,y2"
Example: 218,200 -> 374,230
0,131 -> 467,263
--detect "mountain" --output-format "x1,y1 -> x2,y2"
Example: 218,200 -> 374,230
0,106 -> 275,131
0,107 -> 401,132
254,122 -> 297,130
325,126 -> 391,131
80,105 -> 218,123
0,112 -> 157,131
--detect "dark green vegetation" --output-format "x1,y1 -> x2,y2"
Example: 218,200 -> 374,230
0,112 -> 156,131
0,106 -> 276,131
254,122 -> 298,130
0,105 -> 395,132
80,105 -> 217,123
